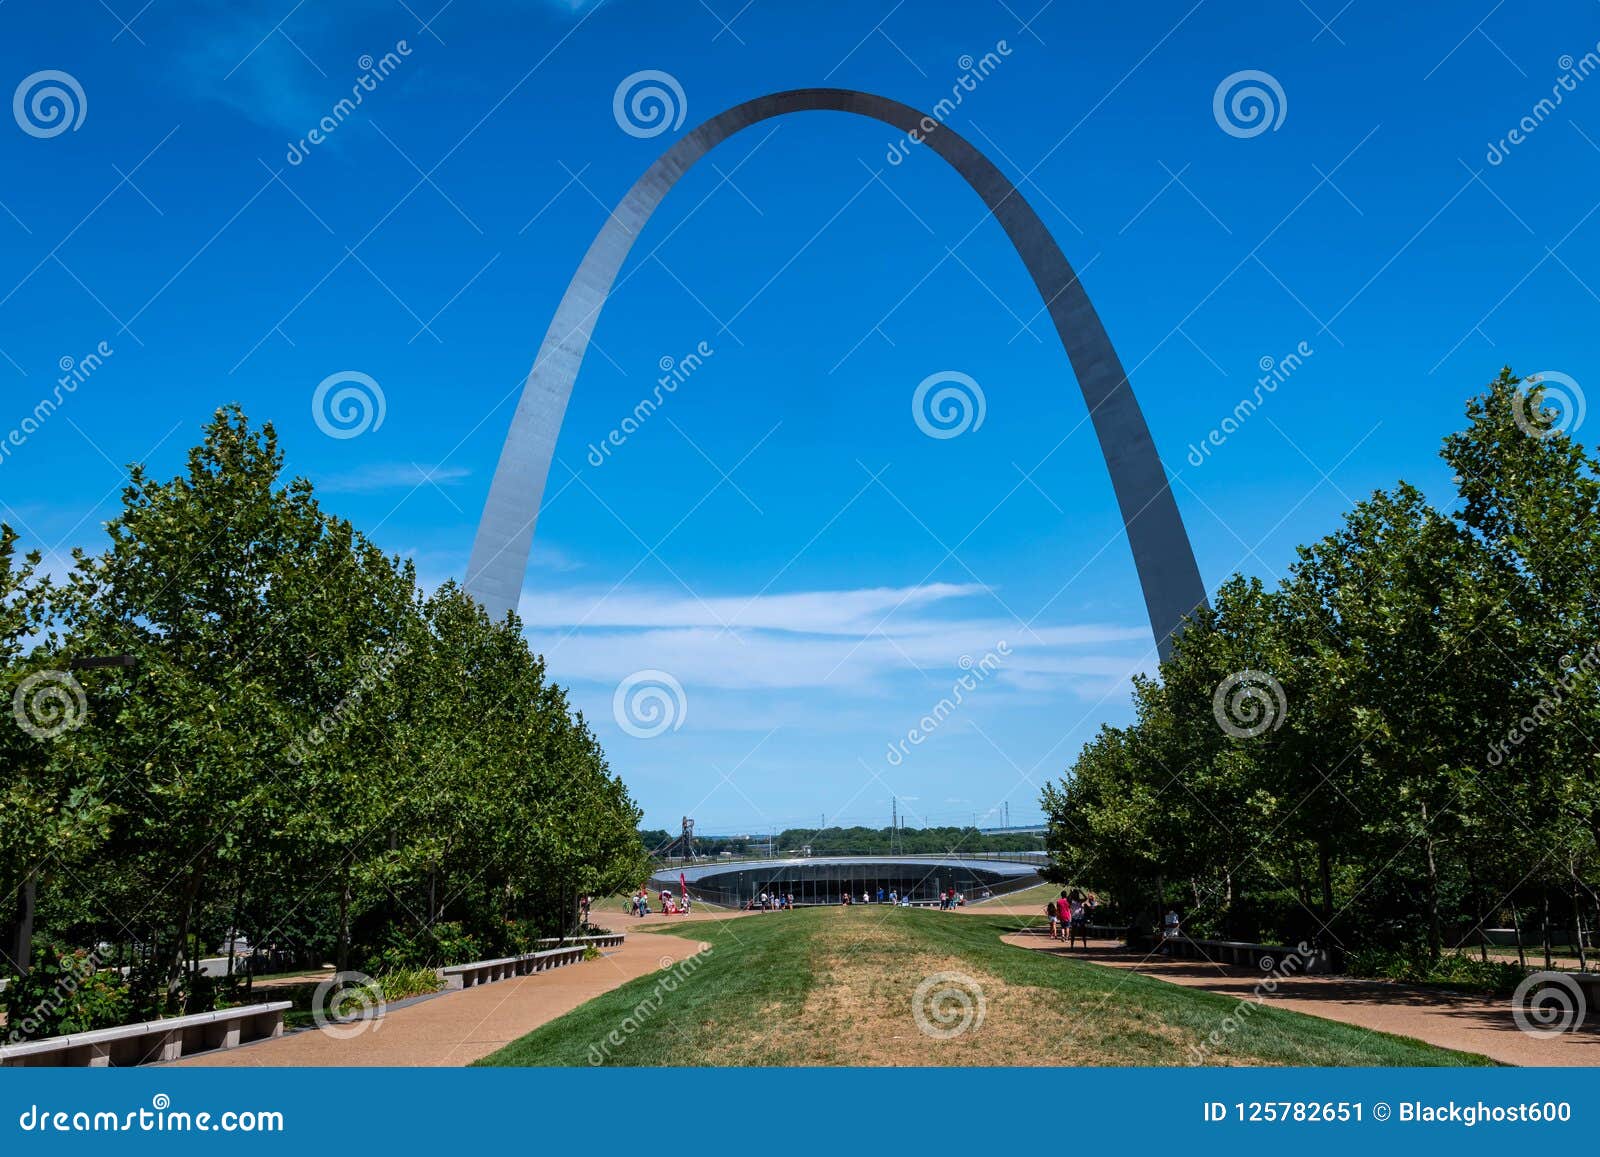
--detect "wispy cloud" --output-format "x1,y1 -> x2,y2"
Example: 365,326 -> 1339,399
317,462 -> 470,493
521,583 -> 1151,698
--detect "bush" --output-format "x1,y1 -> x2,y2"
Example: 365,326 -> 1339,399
1348,948 -> 1528,996
360,921 -> 483,974
375,967 -> 444,1003
1,943 -> 131,1041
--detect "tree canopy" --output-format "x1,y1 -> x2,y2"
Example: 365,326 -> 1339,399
1042,370 -> 1600,971
2,406 -> 648,1028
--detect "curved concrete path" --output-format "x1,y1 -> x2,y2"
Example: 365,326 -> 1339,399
175,930 -> 709,1067
1001,928 -> 1600,1067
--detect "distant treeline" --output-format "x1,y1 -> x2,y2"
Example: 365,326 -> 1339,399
640,824 -> 1042,856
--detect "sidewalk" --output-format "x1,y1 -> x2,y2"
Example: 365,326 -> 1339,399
1002,929 -> 1600,1067
175,930 -> 709,1067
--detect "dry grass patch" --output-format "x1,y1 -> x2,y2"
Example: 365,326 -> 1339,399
758,910 -> 1189,1066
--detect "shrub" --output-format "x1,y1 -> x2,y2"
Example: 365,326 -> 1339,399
1347,948 -> 1528,996
1,944 -> 131,1042
582,945 -> 601,961
361,921 -> 483,974
375,967 -> 444,1003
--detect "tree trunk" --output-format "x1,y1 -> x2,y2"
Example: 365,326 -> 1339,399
1420,802 -> 1443,959
6,875 -> 36,977
1510,900 -> 1526,969
336,857 -> 352,974
166,861 -> 208,1014
1571,881 -> 1588,972
1542,891 -> 1553,970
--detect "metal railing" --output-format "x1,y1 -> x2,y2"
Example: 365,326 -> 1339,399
652,849 -> 1046,868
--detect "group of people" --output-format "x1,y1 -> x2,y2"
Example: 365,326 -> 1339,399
748,887 -> 973,908
840,889 -> 916,906
1048,888 -> 1098,947
630,887 -> 692,916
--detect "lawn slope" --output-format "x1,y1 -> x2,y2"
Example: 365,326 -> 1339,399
478,907 -> 1493,1067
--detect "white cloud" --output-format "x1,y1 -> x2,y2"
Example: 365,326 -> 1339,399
521,582 -> 1151,698
317,463 -> 470,493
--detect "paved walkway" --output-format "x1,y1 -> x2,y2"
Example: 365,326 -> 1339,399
176,930 -> 710,1067
1001,929 -> 1600,1067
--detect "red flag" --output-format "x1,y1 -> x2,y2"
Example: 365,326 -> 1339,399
679,871 -> 688,896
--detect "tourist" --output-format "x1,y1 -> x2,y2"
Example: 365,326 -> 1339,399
786,892 -> 795,910
1160,907 -> 1180,954
1067,889 -> 1088,948
889,889 -> 898,906
579,894 -> 591,926
760,890 -> 769,913
877,887 -> 885,904
1054,891 -> 1071,941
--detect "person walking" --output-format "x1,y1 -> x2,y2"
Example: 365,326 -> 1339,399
1053,891 -> 1071,941
1067,890 -> 1089,948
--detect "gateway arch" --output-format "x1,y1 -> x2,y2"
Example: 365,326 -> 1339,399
466,88 -> 1207,660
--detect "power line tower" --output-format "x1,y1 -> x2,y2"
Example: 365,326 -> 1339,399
681,816 -> 695,862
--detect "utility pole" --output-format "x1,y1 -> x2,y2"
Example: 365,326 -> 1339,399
891,797 -> 898,855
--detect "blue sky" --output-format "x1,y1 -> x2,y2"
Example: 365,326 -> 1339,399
3,0 -> 1598,834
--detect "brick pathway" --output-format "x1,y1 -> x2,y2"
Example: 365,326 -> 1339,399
175,930 -> 710,1067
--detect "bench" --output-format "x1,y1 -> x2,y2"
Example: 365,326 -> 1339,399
535,933 -> 624,950
438,945 -> 589,991
1165,936 -> 1331,975
0,1001 -> 291,1068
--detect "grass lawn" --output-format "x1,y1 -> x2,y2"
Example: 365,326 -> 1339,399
476,906 -> 1494,1067
970,881 -> 1063,908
